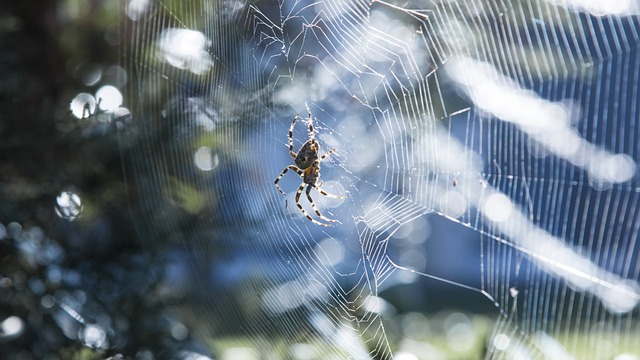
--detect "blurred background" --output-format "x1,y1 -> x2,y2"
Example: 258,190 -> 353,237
0,2 -> 206,359
2,0 -> 640,359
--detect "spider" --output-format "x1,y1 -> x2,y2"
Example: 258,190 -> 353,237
274,107 -> 345,226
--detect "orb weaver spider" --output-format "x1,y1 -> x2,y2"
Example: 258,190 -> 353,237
274,107 -> 346,227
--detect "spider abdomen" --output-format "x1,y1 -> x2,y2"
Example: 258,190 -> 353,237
294,140 -> 318,169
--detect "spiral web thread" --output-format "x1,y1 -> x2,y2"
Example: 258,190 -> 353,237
122,0 -> 640,358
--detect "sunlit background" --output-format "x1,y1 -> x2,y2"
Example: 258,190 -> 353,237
2,0 -> 640,359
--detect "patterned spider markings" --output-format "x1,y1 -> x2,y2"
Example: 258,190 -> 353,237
274,107 -> 346,227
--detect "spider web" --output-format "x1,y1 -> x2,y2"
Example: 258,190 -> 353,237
120,0 -> 640,358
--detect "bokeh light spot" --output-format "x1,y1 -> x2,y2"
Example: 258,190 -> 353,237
96,85 -> 123,112
492,333 -> 510,351
80,324 -> 108,350
158,29 -> 213,74
70,93 -> 96,119
0,316 -> 24,339
55,191 -> 83,221
194,146 -> 219,171
483,193 -> 513,223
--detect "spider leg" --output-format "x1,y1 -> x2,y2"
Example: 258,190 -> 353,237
305,184 -> 340,224
289,115 -> 302,158
312,183 -> 347,199
274,165 -> 303,196
310,159 -> 346,199
319,148 -> 336,160
295,183 -> 332,227
305,103 -> 315,141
